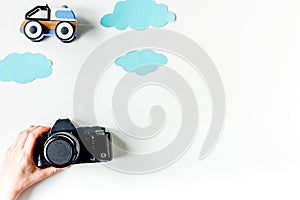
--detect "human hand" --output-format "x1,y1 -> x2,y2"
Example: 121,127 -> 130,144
0,126 -> 66,200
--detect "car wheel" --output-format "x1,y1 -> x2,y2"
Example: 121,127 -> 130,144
24,21 -> 44,42
55,21 -> 75,43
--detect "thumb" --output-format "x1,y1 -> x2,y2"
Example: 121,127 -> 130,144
38,166 -> 68,178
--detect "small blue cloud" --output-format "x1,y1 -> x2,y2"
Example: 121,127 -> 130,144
101,0 -> 176,30
0,53 -> 52,84
115,49 -> 168,76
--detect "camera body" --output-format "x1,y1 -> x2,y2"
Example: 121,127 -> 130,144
33,119 -> 112,168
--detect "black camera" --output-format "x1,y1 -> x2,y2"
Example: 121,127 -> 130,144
33,119 -> 112,168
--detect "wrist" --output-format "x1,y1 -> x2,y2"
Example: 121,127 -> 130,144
0,182 -> 20,200
0,192 -> 19,200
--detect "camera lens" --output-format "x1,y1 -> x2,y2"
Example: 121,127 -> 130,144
44,132 -> 80,168
45,139 -> 73,166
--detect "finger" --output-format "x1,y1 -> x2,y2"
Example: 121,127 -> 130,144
10,126 -> 38,149
23,126 -> 50,155
10,131 -> 28,149
37,166 -> 68,179
15,126 -> 42,149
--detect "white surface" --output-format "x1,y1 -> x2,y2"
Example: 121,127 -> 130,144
0,0 -> 300,199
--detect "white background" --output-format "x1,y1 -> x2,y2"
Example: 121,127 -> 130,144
0,0 -> 300,199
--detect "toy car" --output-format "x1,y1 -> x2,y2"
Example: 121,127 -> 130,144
20,5 -> 77,43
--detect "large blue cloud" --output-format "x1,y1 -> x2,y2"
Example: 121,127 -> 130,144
101,0 -> 176,30
0,53 -> 52,84
115,49 -> 168,76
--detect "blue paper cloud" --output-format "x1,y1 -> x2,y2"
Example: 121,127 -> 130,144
0,53 -> 52,84
115,49 -> 168,76
101,0 -> 176,30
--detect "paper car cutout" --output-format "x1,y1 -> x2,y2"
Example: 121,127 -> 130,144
20,5 -> 77,43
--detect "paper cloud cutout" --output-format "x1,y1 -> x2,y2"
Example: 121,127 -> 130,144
0,53 -> 52,84
115,49 -> 168,76
101,0 -> 176,30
